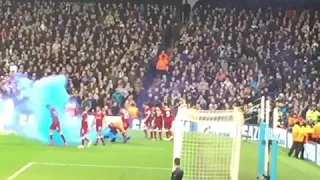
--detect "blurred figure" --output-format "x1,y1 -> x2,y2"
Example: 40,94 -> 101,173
306,105 -> 320,123
171,158 -> 184,180
78,106 -> 92,149
124,95 -> 135,109
312,120 -> 320,143
111,101 -> 120,116
182,0 -> 191,23
92,106 -> 105,146
299,122 -> 313,159
128,103 -> 139,119
288,112 -> 298,128
112,88 -> 124,107
81,96 -> 92,111
47,105 -> 67,146
288,122 -> 304,158
156,51 -> 170,77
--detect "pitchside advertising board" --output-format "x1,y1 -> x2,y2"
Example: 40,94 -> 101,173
0,99 -> 319,166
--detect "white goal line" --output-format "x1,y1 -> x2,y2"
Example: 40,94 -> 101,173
6,162 -> 170,180
33,162 -> 171,171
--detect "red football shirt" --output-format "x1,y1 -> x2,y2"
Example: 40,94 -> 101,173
81,111 -> 88,129
155,107 -> 162,120
50,108 -> 59,122
163,108 -> 174,123
120,110 -> 129,122
144,107 -> 152,121
95,112 -> 104,126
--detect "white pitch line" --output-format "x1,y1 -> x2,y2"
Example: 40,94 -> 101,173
6,162 -> 34,180
33,162 -> 171,171
103,144 -> 167,150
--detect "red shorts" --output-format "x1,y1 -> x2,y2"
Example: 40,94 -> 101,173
153,119 -> 163,130
50,121 -> 61,131
164,120 -> 173,129
80,128 -> 88,137
123,120 -> 129,130
96,125 -> 102,132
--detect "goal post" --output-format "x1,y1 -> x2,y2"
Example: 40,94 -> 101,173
173,107 -> 244,180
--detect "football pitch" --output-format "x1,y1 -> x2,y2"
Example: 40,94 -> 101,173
1,131 -> 320,180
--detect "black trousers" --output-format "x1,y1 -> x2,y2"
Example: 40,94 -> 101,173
299,145 -> 305,159
288,141 -> 304,158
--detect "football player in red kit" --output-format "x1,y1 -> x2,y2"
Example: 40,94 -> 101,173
120,108 -> 130,130
143,103 -> 152,138
153,105 -> 164,140
163,104 -> 175,140
78,106 -> 92,148
92,106 -> 105,146
47,105 -> 67,146
150,104 -> 157,139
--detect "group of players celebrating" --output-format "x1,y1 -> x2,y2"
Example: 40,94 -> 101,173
47,102 -> 175,148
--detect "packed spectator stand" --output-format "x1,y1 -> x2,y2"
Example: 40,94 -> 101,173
1,0 -> 320,135
0,0 -> 179,111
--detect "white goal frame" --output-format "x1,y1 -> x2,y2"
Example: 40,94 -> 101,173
172,107 -> 243,180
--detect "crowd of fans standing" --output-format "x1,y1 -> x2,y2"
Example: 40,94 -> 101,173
0,0 -> 320,129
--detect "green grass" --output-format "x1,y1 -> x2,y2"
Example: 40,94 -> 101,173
1,131 -> 320,180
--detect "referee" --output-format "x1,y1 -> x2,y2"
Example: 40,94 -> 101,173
171,158 -> 184,180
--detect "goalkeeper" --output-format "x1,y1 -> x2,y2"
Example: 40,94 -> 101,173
103,128 -> 118,142
104,121 -> 131,143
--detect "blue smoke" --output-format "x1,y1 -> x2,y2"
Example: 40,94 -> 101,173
2,74 -> 98,145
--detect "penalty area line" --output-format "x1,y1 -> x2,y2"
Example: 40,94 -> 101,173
33,162 -> 171,171
6,162 -> 34,180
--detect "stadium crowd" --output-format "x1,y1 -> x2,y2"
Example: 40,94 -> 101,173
0,0 -> 179,111
0,0 -> 320,132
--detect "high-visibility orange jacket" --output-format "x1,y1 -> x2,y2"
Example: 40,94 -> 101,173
300,126 -> 313,143
305,125 -> 314,143
312,122 -> 320,138
288,115 -> 297,126
156,51 -> 169,71
292,124 -> 304,142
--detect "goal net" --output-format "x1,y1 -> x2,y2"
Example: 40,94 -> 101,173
173,107 -> 243,180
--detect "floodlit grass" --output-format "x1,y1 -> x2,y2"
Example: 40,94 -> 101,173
1,131 -> 320,180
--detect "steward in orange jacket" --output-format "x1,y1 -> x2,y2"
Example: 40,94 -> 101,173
288,114 -> 297,127
312,121 -> 320,143
299,123 -> 314,159
288,122 -> 305,158
156,51 -> 169,71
